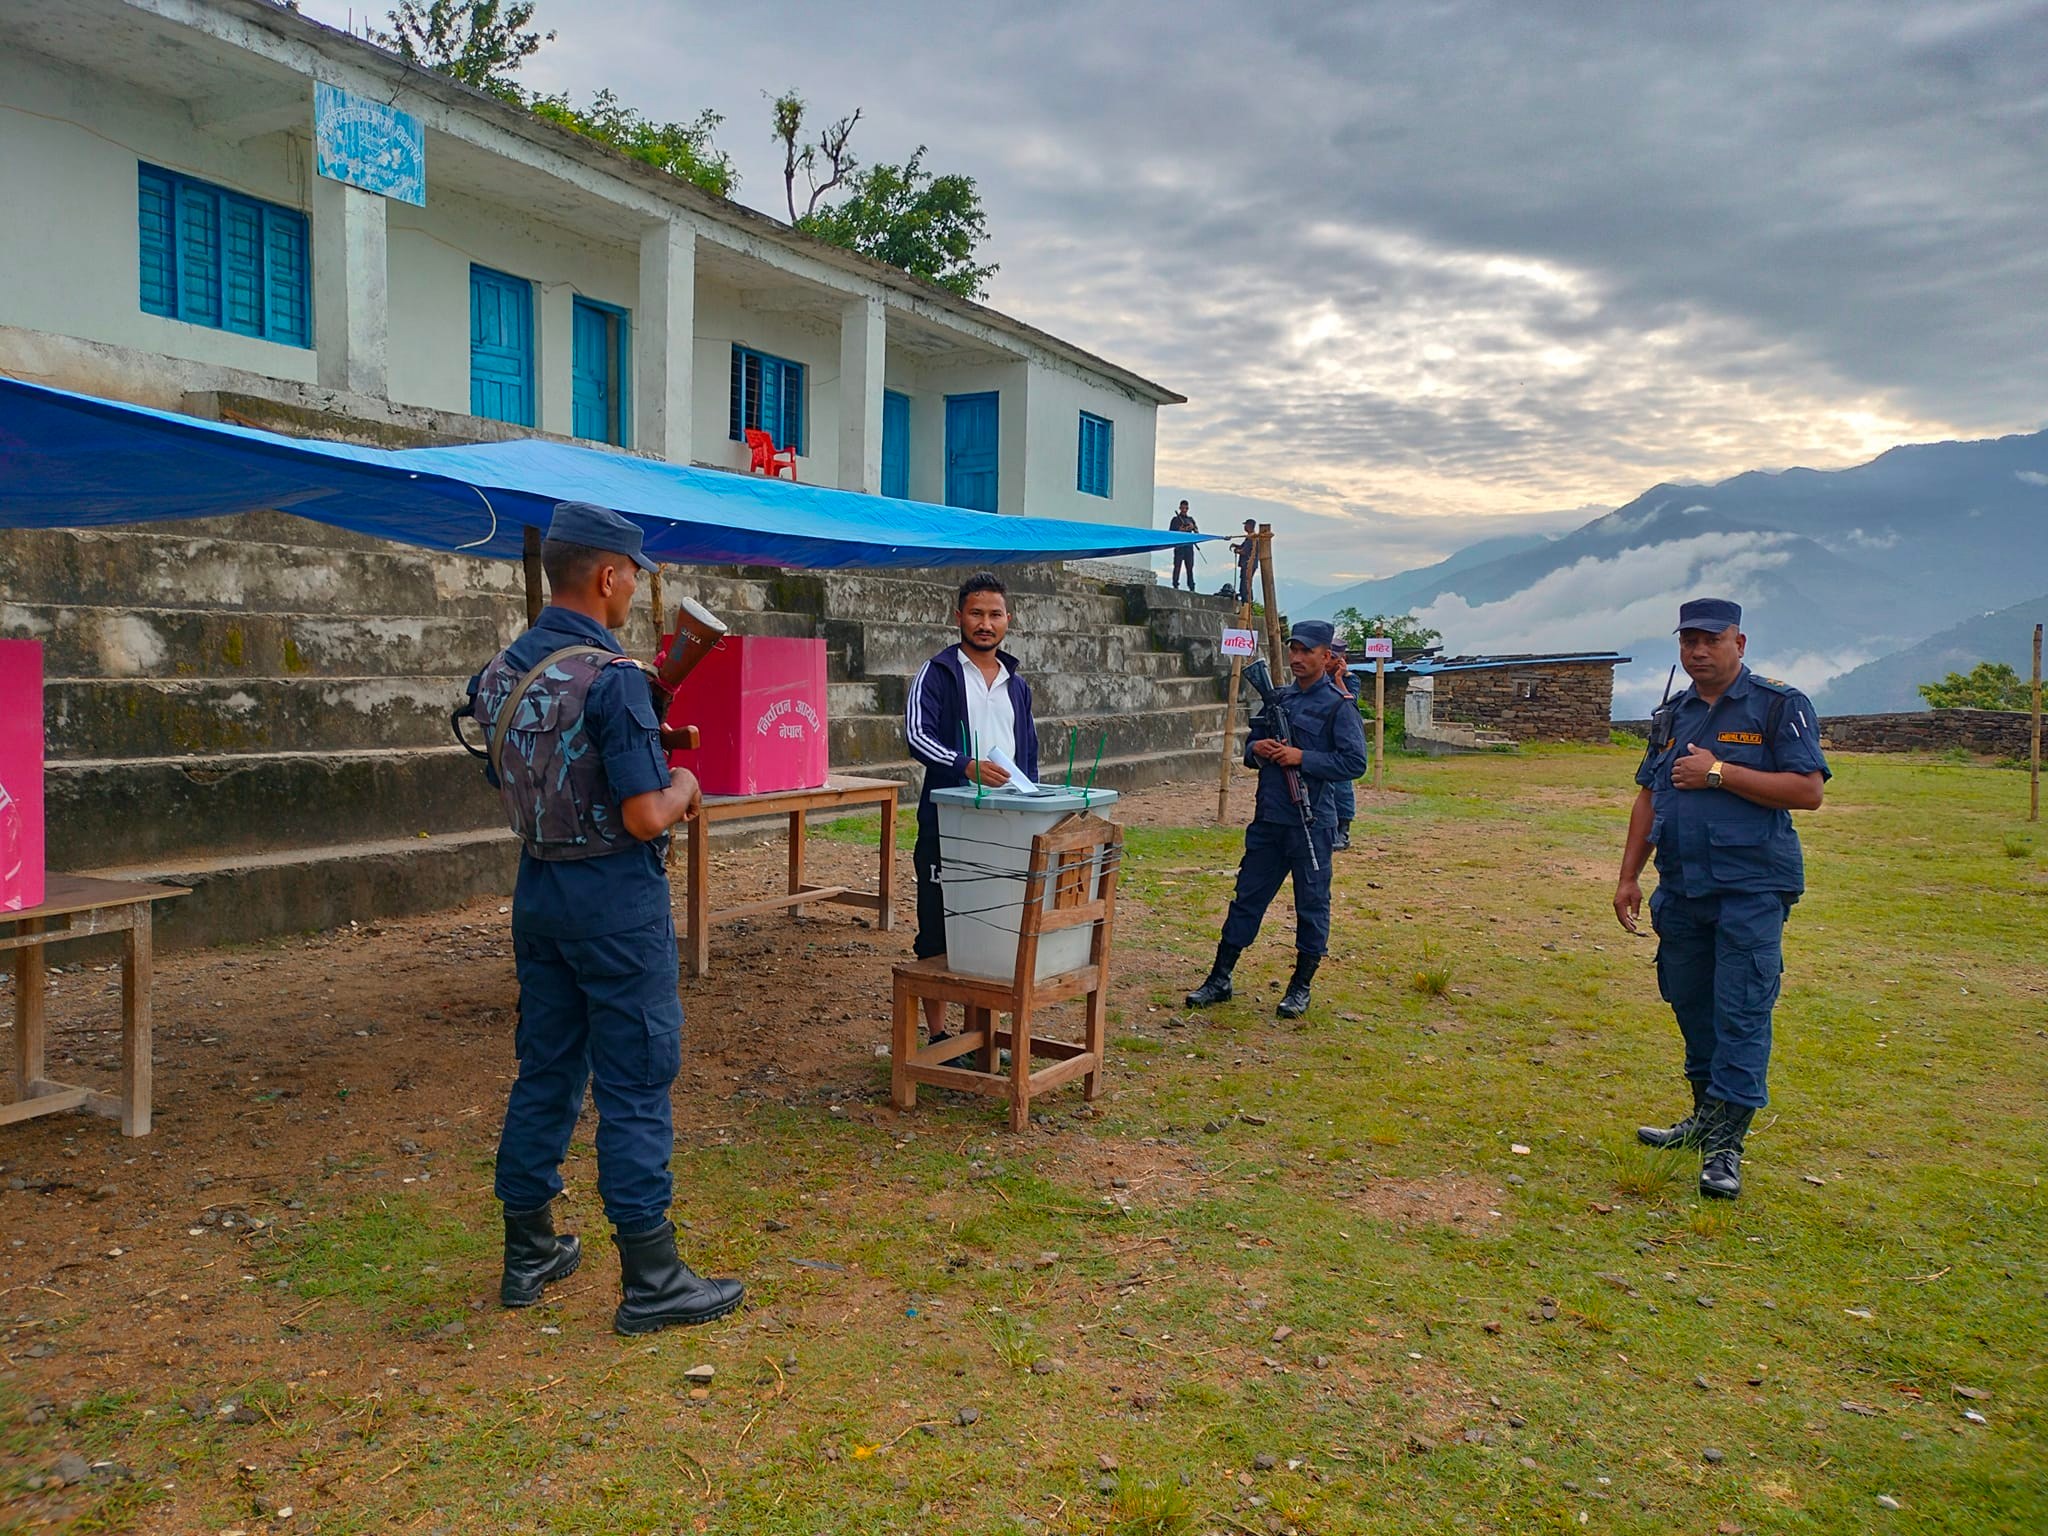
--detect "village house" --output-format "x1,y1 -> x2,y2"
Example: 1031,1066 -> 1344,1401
1389,652 -> 1631,750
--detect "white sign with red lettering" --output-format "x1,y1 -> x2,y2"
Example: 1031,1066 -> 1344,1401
1220,628 -> 1259,658
1363,636 -> 1395,659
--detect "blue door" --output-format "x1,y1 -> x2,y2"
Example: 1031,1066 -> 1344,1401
945,391 -> 999,512
470,264 -> 533,426
881,390 -> 910,499
572,298 -> 629,445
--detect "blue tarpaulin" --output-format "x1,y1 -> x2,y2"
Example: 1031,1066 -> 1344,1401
0,377 -> 1210,570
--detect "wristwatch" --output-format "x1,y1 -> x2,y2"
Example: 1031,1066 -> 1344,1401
1705,759 -> 1725,789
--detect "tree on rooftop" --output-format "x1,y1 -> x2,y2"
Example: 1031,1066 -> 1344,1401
1333,608 -> 1444,653
530,90 -> 736,198
1917,661 -> 2031,711
374,0 -> 552,102
773,94 -> 998,300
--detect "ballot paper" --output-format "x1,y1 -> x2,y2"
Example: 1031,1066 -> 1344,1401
987,743 -> 1041,794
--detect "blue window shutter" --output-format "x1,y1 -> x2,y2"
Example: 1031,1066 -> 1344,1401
758,357 -> 780,448
221,197 -> 265,336
138,169 -> 176,316
263,209 -> 310,346
729,346 -> 744,440
175,182 -> 222,327
1077,412 -> 1113,497
782,361 -> 803,455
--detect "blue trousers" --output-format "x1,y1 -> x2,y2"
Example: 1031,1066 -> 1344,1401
1221,820 -> 1333,958
1333,777 -> 1356,823
1649,888 -> 1791,1109
496,913 -> 683,1232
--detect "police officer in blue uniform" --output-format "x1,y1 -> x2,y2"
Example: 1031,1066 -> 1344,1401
1614,598 -> 1829,1200
1187,620 -> 1369,1019
1325,642 -> 1358,851
466,502 -> 743,1332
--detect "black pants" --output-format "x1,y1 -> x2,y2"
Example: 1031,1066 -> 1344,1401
1171,547 -> 1195,589
913,820 -> 946,960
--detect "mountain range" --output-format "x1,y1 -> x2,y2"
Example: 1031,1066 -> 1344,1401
1301,429 -> 2048,716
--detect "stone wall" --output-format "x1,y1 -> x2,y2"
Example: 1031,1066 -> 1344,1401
1612,708 -> 2038,757
1432,662 -> 1617,744
1820,710 -> 2036,756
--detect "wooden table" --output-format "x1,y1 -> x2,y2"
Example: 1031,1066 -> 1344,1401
682,774 -> 900,978
3,874 -> 187,1137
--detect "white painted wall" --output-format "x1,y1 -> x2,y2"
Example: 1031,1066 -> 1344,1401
882,351 -> 1032,515
384,179 -> 636,436
0,47 -> 318,385
1023,361 -> 1156,530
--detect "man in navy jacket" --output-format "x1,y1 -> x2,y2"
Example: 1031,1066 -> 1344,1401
902,574 -> 1041,1037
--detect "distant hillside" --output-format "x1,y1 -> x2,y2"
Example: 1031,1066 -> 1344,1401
1815,594 -> 2048,714
1299,531 -> 1557,619
1295,427 -> 2048,715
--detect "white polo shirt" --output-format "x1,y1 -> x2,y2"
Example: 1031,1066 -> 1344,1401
958,646 -> 1016,765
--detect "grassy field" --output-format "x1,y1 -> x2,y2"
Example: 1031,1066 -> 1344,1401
5,746 -> 2044,1534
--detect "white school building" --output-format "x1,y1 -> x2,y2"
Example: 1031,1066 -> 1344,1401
0,0 -> 1182,520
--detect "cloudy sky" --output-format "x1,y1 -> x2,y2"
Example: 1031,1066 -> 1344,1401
305,0 -> 2048,586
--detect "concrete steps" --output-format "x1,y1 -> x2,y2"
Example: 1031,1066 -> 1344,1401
8,507 -> 1249,948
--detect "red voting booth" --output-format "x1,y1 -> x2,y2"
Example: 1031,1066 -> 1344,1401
0,639 -> 46,912
662,635 -> 829,797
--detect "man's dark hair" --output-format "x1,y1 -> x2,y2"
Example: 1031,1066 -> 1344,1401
1243,518 -> 1257,530
955,572 -> 1007,611
541,538 -> 611,592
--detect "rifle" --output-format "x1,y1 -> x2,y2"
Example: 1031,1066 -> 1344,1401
1646,664 -> 1678,756
1241,659 -> 1321,873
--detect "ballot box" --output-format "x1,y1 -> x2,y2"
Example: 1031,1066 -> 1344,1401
930,784 -> 1121,982
663,636 -> 829,796
0,639 -> 45,912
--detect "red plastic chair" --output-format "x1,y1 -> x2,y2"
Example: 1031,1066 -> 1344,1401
745,428 -> 798,481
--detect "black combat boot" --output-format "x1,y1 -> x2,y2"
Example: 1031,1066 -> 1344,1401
499,1203 -> 581,1308
1333,820 -> 1353,852
1698,1101 -> 1755,1200
1276,953 -> 1320,1019
1185,942 -> 1241,1009
612,1221 -> 746,1335
1636,1079 -> 1710,1150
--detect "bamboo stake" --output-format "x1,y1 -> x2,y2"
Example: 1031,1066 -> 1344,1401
521,524 -> 543,627
1374,656 -> 1386,790
1256,526 -> 1285,677
1216,598 -> 1252,825
2030,622 -> 2041,823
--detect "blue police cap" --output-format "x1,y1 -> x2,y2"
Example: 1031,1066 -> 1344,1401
544,501 -> 656,573
1675,597 -> 1741,634
1288,619 -> 1336,648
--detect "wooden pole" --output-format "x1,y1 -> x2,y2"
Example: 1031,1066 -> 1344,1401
1216,599 -> 1251,824
648,564 -> 667,655
1373,656 -> 1386,790
1256,526 -> 1285,676
521,523 -> 543,627
2030,622 -> 2042,823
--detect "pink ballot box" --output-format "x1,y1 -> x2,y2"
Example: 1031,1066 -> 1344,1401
662,635 -> 829,797
0,639 -> 46,912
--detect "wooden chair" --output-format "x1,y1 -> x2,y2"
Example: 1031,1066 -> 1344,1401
891,812 -> 1123,1132
744,427 -> 798,481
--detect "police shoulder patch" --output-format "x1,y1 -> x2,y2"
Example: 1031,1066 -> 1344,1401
1750,674 -> 1796,693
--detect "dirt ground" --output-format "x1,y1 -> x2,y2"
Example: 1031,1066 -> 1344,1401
0,779 -> 1390,1507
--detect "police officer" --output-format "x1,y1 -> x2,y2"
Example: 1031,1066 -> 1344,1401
1187,620 -> 1368,1018
1614,598 -> 1829,1201
1325,641 -> 1358,851
1169,500 -> 1200,591
467,502 -> 744,1332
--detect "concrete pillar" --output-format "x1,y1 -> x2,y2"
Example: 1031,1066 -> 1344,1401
310,178 -> 388,398
636,220 -> 696,463
535,282 -> 572,438
837,294 -> 886,494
